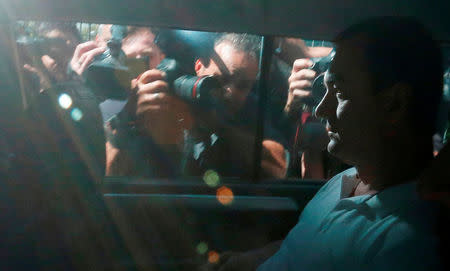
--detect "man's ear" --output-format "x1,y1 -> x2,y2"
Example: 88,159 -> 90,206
381,82 -> 412,121
194,59 -> 204,75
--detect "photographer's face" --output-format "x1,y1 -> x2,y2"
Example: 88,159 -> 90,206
121,29 -> 165,69
196,42 -> 258,114
41,29 -> 79,82
315,39 -> 384,166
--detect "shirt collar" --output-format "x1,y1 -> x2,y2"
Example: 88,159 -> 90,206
340,167 -> 423,217
340,168 -> 360,199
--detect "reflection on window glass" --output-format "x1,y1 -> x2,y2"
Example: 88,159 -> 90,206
15,21 -> 293,181
267,37 -> 349,181
11,22 -> 450,183
267,39 -> 450,182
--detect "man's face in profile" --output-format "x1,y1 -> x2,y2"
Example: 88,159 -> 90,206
196,41 -> 259,114
316,38 -> 385,166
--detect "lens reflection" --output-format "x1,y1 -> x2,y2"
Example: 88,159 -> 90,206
203,169 -> 220,187
58,93 -> 72,109
208,251 -> 220,264
196,242 -> 208,255
70,108 -> 83,121
216,186 -> 234,205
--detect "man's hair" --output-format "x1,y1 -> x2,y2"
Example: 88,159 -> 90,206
215,33 -> 261,61
334,16 -> 443,137
121,26 -> 159,46
126,26 -> 159,38
38,22 -> 81,43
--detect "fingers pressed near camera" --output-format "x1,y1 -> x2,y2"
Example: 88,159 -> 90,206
23,64 -> 39,74
77,47 -> 107,74
289,80 -> 313,92
288,68 -> 316,84
292,89 -> 313,98
72,41 -> 98,59
137,91 -> 171,109
292,58 -> 314,72
136,69 -> 166,85
70,41 -> 106,75
136,93 -> 194,139
136,78 -> 168,95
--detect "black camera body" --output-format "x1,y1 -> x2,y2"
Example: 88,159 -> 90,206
84,25 -> 149,101
154,30 -> 224,109
84,27 -> 223,106
156,58 -> 224,109
16,36 -> 67,58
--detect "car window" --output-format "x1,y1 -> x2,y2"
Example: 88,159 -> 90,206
10,20 -> 450,185
13,20 -> 270,182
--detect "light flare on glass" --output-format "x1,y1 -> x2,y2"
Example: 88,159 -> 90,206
208,251 -> 220,264
196,242 -> 208,255
203,169 -> 220,187
71,108 -> 83,121
58,93 -> 72,109
216,186 -> 234,205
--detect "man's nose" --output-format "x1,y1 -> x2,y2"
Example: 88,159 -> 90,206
314,91 -> 334,119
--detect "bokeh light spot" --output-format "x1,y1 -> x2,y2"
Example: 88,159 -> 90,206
203,169 -> 220,187
58,93 -> 72,109
71,108 -> 83,121
208,251 -> 220,264
216,186 -> 234,205
196,242 -> 208,255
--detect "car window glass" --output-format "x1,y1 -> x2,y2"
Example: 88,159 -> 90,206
265,37 -> 346,181
11,21 -> 450,184
266,37 -> 450,181
13,20 -> 275,182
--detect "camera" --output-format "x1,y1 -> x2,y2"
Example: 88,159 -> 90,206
16,36 -> 68,59
84,27 -> 224,106
306,49 -> 335,107
154,29 -> 225,108
84,25 -> 149,100
156,58 -> 224,109
16,36 -> 71,97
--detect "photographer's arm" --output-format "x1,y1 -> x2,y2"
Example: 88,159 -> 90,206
286,58 -> 327,179
217,124 -> 287,179
105,69 -> 194,176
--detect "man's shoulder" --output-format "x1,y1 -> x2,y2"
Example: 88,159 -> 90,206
366,204 -> 442,270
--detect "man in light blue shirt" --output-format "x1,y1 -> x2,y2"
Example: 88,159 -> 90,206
257,16 -> 444,271
204,17 -> 445,271
258,168 -> 441,270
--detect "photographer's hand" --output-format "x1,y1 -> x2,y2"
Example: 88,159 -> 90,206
132,69 -> 194,145
23,63 -> 52,92
284,58 -> 316,117
69,41 -> 106,76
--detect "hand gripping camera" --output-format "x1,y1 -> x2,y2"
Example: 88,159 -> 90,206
84,27 -> 224,108
153,29 -> 224,109
305,49 -> 336,108
84,25 -> 149,100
